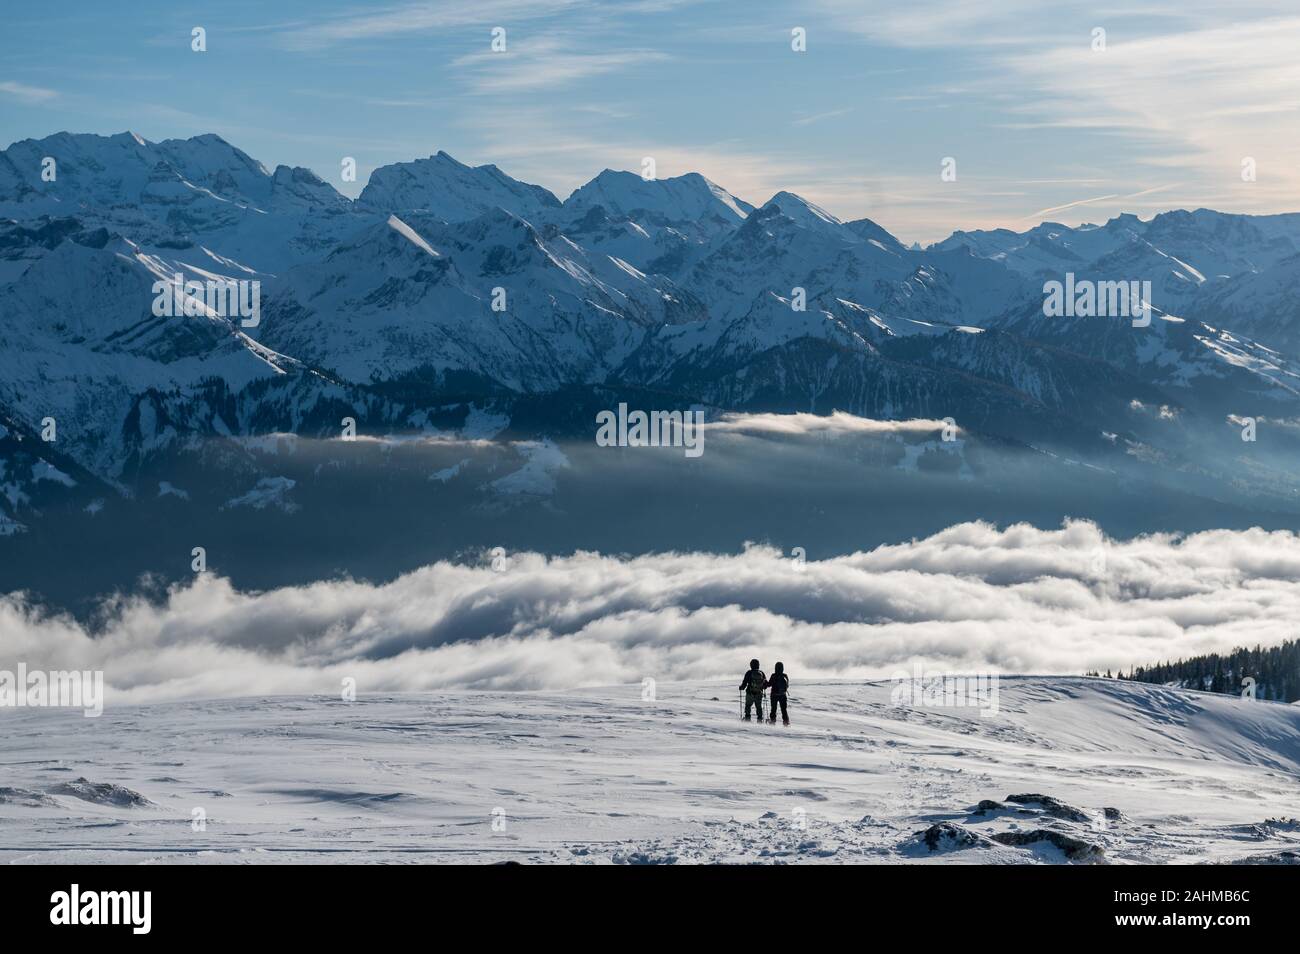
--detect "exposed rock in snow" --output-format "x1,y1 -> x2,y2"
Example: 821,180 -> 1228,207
158,481 -> 189,499
488,440 -> 570,496
222,476 -> 297,512
990,829 -> 1105,862
1004,793 -> 1092,823
916,822 -> 993,853
1226,851 -> 1300,865
48,777 -> 153,808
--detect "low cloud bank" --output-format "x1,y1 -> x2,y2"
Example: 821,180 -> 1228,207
707,410 -> 953,437
2,520 -> 1297,705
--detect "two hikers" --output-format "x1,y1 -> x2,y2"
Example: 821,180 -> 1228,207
738,659 -> 791,725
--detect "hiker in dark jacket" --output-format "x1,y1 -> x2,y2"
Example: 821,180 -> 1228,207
739,658 -> 766,722
766,661 -> 790,726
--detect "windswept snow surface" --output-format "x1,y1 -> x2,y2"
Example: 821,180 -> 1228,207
1,678 -> 1296,864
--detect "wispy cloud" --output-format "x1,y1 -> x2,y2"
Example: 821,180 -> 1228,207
792,107 -> 852,127
273,0 -> 703,51
820,0 -> 1300,225
276,0 -> 584,50
290,88 -> 445,109
0,80 -> 57,103
452,36 -> 669,93
1018,185 -> 1186,224
1022,193 -> 1120,220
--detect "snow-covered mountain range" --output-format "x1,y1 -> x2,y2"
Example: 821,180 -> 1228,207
2,131 -> 1300,564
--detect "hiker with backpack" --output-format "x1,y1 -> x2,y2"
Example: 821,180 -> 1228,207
766,661 -> 790,726
739,658 -> 766,722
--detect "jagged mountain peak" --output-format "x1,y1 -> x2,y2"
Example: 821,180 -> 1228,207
845,216 -> 907,254
358,150 -> 560,222
0,130 -> 325,212
565,168 -> 753,224
762,190 -> 834,214
746,192 -> 858,247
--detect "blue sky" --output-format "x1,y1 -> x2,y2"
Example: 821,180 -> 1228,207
3,0 -> 1298,243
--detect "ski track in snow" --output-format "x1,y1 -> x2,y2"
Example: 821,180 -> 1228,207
0,676 -> 1297,865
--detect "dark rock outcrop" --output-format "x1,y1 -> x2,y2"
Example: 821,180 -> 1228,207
1006,793 -> 1091,823
991,829 -> 1105,861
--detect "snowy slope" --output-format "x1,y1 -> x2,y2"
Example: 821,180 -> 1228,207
0,231 -> 298,478
555,169 -> 754,276
1,677 -> 1296,864
682,191 -> 911,326
935,209 -> 1300,314
0,132 -> 359,273
256,210 -> 649,388
1189,253 -> 1300,354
